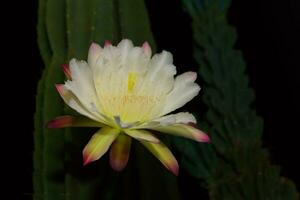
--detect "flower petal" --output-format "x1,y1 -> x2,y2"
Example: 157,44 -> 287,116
141,141 -> 179,176
65,59 -> 104,115
161,72 -> 200,115
61,64 -> 71,80
124,129 -> 160,143
148,124 -> 210,143
83,126 -> 120,165
55,84 -> 101,122
136,112 -> 196,129
149,51 -> 173,80
145,51 -> 175,93
127,47 -> 148,73
104,40 -> 112,47
109,134 -> 131,171
117,39 -> 134,64
47,115 -> 105,128
88,42 -> 102,68
142,41 -> 152,59
153,112 -> 197,126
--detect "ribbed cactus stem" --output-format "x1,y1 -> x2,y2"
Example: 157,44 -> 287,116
175,0 -> 298,199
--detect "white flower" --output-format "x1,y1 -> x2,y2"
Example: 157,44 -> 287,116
48,39 -> 210,175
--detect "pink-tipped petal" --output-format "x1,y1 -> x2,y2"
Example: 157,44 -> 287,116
90,42 -> 100,51
142,41 -> 152,57
83,154 -> 90,166
201,135 -> 211,143
47,116 -> 74,128
184,71 -> 197,82
83,127 -> 120,166
54,84 -> 102,122
88,43 -> 102,66
55,84 -> 65,95
109,134 -> 131,171
191,127 -> 210,143
141,141 -> 179,176
61,64 -> 71,80
47,115 -> 105,128
168,161 -> 179,176
149,124 -> 210,143
104,40 -> 112,47
186,125 -> 210,143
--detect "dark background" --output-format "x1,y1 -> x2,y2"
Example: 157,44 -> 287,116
9,0 -> 299,198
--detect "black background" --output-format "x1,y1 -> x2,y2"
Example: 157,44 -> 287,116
6,0 -> 299,198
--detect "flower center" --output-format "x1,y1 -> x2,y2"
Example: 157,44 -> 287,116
100,93 -> 164,125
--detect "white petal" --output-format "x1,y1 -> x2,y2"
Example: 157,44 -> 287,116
117,39 -> 134,65
64,59 -> 104,119
152,64 -> 176,94
127,47 -> 147,72
160,72 -> 200,116
55,84 -> 100,122
137,112 -> 196,128
146,51 -> 174,83
88,42 -> 102,68
154,112 -> 197,125
138,51 -> 176,97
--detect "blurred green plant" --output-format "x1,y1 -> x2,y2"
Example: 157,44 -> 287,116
34,0 -> 180,199
173,0 -> 299,199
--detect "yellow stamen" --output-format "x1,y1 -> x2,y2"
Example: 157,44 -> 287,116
127,72 -> 137,92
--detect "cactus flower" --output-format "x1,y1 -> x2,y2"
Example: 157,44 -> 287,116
47,39 -> 210,175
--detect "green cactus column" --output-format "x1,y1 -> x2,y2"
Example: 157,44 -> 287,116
174,0 -> 298,199
34,0 -> 180,199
